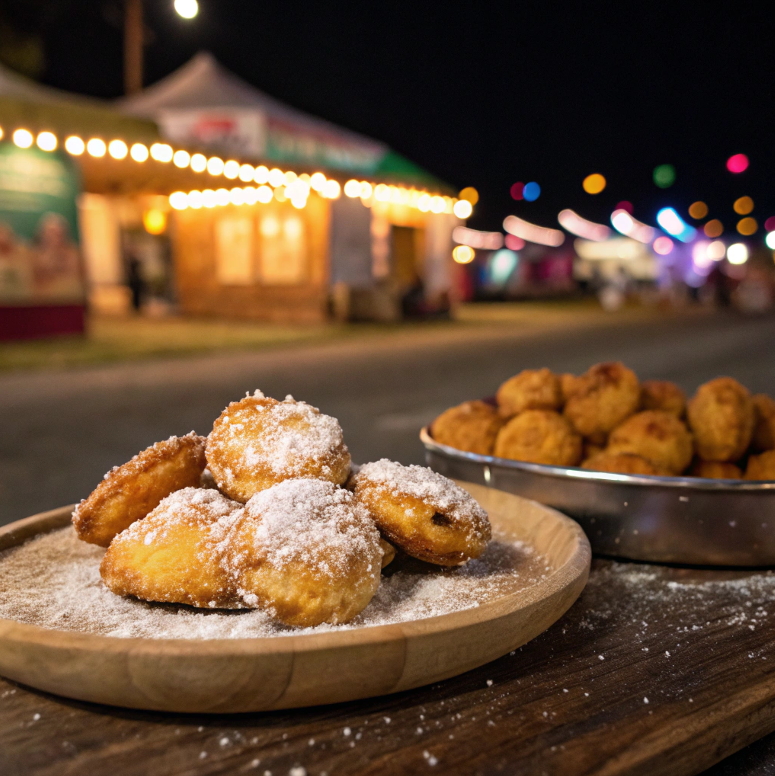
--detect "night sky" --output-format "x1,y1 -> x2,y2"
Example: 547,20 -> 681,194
3,2 -> 775,233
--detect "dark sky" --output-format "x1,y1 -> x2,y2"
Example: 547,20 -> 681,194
4,1 -> 775,233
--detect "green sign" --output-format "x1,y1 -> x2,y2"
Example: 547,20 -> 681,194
0,143 -> 84,304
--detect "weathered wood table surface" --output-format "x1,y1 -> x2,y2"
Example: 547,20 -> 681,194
3,558 -> 775,776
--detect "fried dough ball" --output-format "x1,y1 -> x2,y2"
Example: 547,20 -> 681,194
100,487 -> 245,608
430,400 -> 506,455
582,452 -> 664,476
233,479 -> 382,626
745,451 -> 775,481
352,459 -> 491,566
496,368 -> 562,416
752,394 -> 775,451
206,391 -> 351,502
73,433 -> 207,547
494,410 -> 582,467
606,411 -> 694,476
563,362 -> 641,444
687,378 -> 754,462
689,460 -> 743,480
379,537 -> 397,569
641,380 -> 686,417
559,373 -> 579,404
582,441 -> 605,460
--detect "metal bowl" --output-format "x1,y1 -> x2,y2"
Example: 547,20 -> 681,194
421,427 -> 775,567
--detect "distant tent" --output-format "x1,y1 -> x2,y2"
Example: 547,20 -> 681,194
118,52 -> 443,185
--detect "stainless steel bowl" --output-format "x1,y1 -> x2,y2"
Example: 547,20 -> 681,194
421,427 -> 775,566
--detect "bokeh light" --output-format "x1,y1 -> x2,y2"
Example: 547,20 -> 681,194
708,240 -> 726,260
143,209 -> 167,235
459,187 -> 479,205
510,182 -> 524,201
522,182 -> 541,201
489,250 -> 519,283
190,153 -> 206,172
615,201 -> 633,214
452,245 -> 475,264
766,233 -> 775,250
12,129 -> 33,148
131,143 -> 150,162
765,216 -> 775,232
733,196 -> 754,215
653,164 -> 676,188
653,236 -> 674,255
505,234 -> 525,251
65,136 -> 85,155
704,219 -> 723,238
453,200 -> 473,219
344,179 -> 362,198
688,201 -> 708,220
582,173 -> 606,195
36,131 -> 57,152
727,154 -> 749,174
737,217 -> 758,236
108,140 -> 128,159
87,138 -> 106,157
656,207 -> 696,242
727,243 -> 749,264
174,0 -> 199,19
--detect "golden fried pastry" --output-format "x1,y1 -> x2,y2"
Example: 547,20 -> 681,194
73,433 -> 207,547
494,410 -> 582,467
687,377 -> 754,462
101,487 -> 245,608
582,452 -> 664,476
430,400 -> 506,455
641,380 -> 686,417
206,391 -> 351,502
689,460 -> 743,480
379,537 -> 396,569
352,459 -> 491,566
745,450 -> 775,481
234,479 -> 382,626
752,394 -> 775,451
563,362 -> 641,444
496,368 -> 562,416
606,411 -> 694,476
559,373 -> 579,404
582,441 -> 605,460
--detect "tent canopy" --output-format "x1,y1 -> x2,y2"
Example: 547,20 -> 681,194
119,53 -> 446,186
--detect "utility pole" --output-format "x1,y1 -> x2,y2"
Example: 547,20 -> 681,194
124,0 -> 143,95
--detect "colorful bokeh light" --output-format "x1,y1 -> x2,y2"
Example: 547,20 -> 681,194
452,245 -> 475,264
522,182 -> 541,201
766,232 -> 775,250
582,173 -> 606,195
504,234 -> 525,251
727,154 -> 749,174
737,217 -> 758,236
688,201 -> 708,220
615,201 -> 633,214
765,216 -> 775,232
704,219 -> 723,238
459,187 -> 479,205
510,182 -> 524,201
653,236 -> 674,255
733,196 -> 754,215
653,164 -> 676,188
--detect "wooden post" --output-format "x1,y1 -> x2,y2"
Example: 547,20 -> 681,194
124,0 -> 143,95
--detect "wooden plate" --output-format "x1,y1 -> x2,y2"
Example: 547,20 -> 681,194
0,482 -> 590,714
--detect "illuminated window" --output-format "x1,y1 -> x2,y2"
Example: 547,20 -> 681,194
215,217 -> 254,285
258,214 -> 307,284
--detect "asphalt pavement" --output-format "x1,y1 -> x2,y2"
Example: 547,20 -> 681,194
2,306 -> 774,525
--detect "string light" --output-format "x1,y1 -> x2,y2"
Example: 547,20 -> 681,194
452,245 -> 475,264
12,129 -> 33,148
87,138 -> 106,157
65,136 -> 85,155
173,149 -> 191,168
224,160 -> 240,179
150,143 -> 173,162
130,143 -> 149,162
108,140 -> 128,159
36,131 -> 57,152
453,200 -> 473,219
239,163 -> 255,182
190,153 -> 207,172
207,156 -> 225,176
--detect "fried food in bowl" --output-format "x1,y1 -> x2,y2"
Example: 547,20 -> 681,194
352,459 -> 491,566
752,394 -> 775,451
234,479 -> 383,627
606,410 -> 694,476
206,391 -> 351,502
431,400 -> 505,455
582,452 -> 664,476
745,450 -> 775,481
641,380 -> 686,417
559,373 -> 579,404
687,377 -> 754,462
495,410 -> 582,467
100,487 -> 245,608
563,362 -> 641,444
496,368 -> 562,416
73,433 -> 207,547
689,460 -> 743,480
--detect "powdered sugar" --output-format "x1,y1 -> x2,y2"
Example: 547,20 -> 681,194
0,525 -> 540,640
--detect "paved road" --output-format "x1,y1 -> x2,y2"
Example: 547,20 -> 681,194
2,307 -> 774,525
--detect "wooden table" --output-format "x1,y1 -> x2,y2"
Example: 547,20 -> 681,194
3,558 -> 775,776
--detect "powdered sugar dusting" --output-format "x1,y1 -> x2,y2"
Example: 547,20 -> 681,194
0,526 -> 540,640
241,479 -> 380,581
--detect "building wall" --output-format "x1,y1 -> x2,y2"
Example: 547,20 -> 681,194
172,195 -> 330,323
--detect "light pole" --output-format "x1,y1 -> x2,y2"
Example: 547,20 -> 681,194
123,0 -> 199,96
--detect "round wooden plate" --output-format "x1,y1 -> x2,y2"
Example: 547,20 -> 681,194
0,482 -> 590,714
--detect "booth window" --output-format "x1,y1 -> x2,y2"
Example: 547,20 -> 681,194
258,214 -> 307,284
215,216 -> 254,285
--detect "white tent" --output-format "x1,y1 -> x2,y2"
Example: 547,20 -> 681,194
0,61 -> 103,106
118,52 -> 387,173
